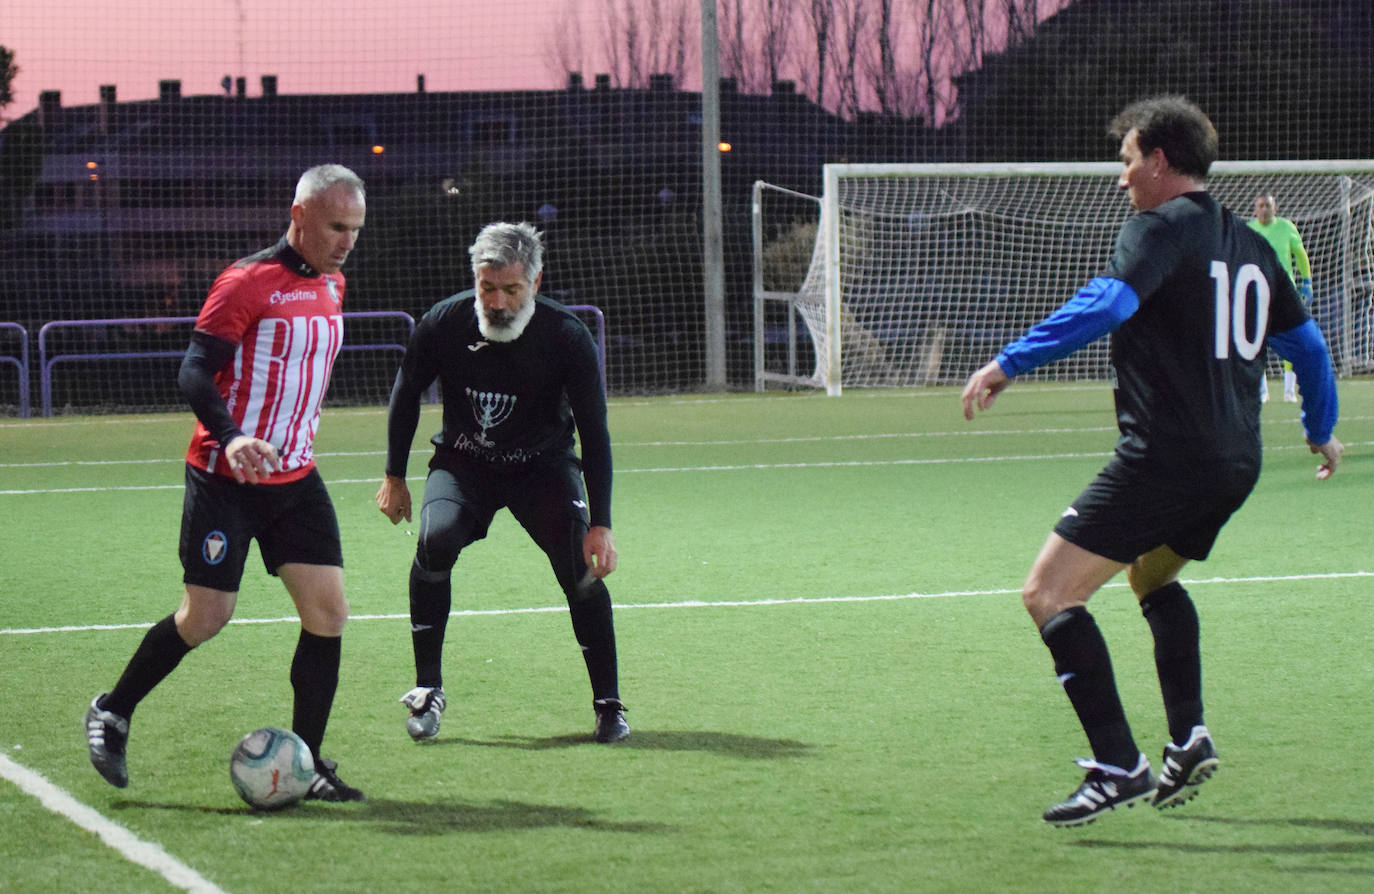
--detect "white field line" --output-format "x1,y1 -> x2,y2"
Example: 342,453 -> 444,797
0,384 -> 1118,432
2,436 -> 1369,496
3,570 -> 1370,638
0,754 -> 229,894
5,439 -> 1368,497
6,413 -> 1373,468
3,378 -> 1372,431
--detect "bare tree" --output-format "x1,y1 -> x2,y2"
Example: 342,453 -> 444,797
719,0 -> 754,91
546,5 -> 587,85
598,0 -> 693,89
759,0 -> 795,88
801,0 -> 835,109
832,0 -> 869,119
0,45 -> 17,114
864,0 -> 914,116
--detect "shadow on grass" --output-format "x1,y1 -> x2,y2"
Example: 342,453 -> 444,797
441,729 -> 814,758
112,797 -> 674,836
1074,814 -> 1374,864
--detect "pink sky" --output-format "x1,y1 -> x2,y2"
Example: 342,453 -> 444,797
1,0 -> 616,125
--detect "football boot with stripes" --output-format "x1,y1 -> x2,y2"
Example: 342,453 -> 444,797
400,686 -> 446,742
305,757 -> 365,802
85,694 -> 130,788
1043,753 -> 1155,827
593,697 -> 630,743
1153,725 -> 1219,809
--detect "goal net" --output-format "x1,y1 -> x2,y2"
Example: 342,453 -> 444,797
754,161 -> 1374,394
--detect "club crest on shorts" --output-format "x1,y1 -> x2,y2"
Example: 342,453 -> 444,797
202,530 -> 228,565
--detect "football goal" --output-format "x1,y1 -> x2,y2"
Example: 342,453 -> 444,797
753,161 -> 1374,395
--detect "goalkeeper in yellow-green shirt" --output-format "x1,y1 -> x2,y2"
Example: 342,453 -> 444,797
1249,194 -> 1313,402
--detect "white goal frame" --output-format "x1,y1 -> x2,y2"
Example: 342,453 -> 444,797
754,160 -> 1374,395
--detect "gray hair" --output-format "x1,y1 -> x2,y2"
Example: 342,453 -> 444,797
294,164 -> 366,205
469,221 -> 544,283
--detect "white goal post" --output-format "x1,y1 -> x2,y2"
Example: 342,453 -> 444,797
753,160 -> 1374,395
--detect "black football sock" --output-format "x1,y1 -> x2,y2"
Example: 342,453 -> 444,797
566,577 -> 619,702
1140,581 -> 1204,745
104,613 -> 193,720
409,560 -> 451,688
1040,606 -> 1139,770
290,629 -> 341,762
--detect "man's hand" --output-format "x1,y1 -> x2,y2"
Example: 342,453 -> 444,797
582,525 -> 618,580
376,474 -> 413,524
223,435 -> 282,484
1297,277 -> 1313,306
961,360 -> 1011,420
1310,435 -> 1343,481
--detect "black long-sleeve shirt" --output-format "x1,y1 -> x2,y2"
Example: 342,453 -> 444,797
385,292 -> 613,528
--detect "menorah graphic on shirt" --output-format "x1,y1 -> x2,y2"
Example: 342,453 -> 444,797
466,387 -> 517,447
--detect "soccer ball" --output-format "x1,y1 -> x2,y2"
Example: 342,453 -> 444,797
229,727 -> 316,810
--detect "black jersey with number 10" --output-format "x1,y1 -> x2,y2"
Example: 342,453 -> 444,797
1102,192 -> 1309,478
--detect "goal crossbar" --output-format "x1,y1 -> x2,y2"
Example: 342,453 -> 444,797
754,159 -> 1374,394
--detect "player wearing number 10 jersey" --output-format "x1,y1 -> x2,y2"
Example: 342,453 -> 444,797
961,96 -> 1343,826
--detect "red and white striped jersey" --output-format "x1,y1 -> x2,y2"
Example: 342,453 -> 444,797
185,240 -> 345,483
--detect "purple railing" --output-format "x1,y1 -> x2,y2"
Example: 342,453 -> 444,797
1,322 -> 31,418
34,304 -> 606,417
566,304 -> 608,393
38,312 -> 415,417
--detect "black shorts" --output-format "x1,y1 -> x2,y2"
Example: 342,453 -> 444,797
1052,456 -> 1258,564
416,451 -> 590,575
179,464 -> 343,591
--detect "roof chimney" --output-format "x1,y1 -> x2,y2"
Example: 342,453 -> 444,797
38,90 -> 62,130
261,75 -> 277,97
566,72 -> 584,91
236,76 -> 247,98
159,79 -> 181,101
417,73 -> 426,93
594,73 -> 611,92
98,85 -> 116,134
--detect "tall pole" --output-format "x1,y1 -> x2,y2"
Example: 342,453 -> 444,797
701,0 -> 727,390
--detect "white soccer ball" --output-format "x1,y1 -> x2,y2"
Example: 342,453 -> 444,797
229,727 -> 316,810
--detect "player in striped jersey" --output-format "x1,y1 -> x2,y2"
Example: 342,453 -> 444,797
961,97 -> 1343,826
85,165 -> 368,801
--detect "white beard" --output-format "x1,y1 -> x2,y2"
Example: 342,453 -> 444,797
474,297 -> 536,342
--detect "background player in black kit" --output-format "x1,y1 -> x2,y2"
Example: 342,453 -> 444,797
961,96 -> 1344,827
375,221 -> 627,743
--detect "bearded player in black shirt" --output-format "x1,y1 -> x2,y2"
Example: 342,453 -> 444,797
376,222 -> 627,744
962,96 -> 1344,826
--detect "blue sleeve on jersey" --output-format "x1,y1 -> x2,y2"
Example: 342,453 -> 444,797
996,278 -> 1140,378
1269,319 -> 1339,443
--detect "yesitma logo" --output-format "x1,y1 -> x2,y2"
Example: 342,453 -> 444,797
269,289 -> 318,305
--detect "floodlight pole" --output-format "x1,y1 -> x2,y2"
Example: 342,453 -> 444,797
701,0 -> 727,390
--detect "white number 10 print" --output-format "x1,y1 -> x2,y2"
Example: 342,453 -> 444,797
1211,260 -> 1269,360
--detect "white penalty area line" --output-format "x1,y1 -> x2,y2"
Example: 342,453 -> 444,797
0,754 -> 229,894
3,570 -> 1369,637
